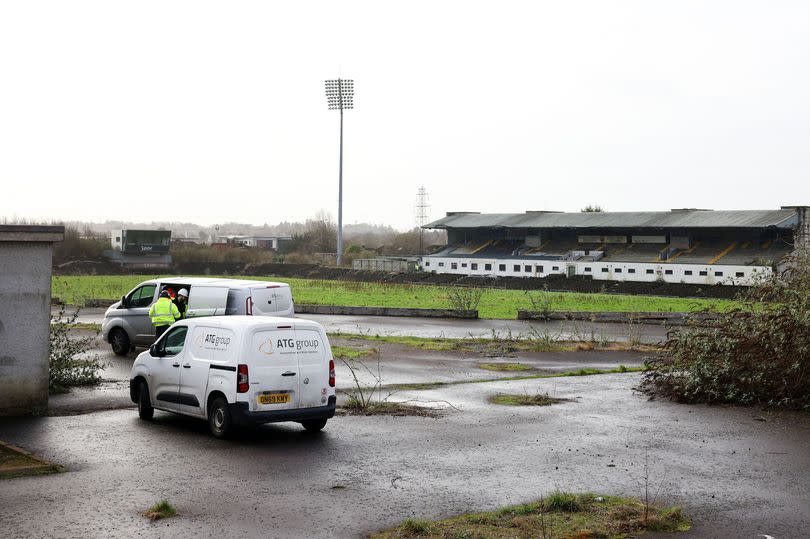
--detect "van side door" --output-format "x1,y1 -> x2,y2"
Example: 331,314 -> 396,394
150,325 -> 188,411
177,326 -> 237,418
123,283 -> 158,345
186,286 -> 229,318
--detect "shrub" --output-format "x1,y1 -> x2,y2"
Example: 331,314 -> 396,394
640,248 -> 810,409
447,286 -> 483,313
49,307 -> 104,393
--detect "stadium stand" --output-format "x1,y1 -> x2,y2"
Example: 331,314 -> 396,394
420,207 -> 806,285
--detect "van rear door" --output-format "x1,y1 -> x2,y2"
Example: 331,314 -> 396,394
250,285 -> 280,316
295,327 -> 330,409
186,286 -> 229,318
249,284 -> 293,317
248,326 -> 300,411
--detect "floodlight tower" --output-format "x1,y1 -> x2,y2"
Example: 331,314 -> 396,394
324,78 -> 354,266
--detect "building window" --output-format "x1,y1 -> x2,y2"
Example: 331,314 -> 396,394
584,267 -> 591,272
665,270 -> 673,275
451,263 -> 457,269
471,263 -> 478,270
513,264 -> 520,272
684,270 -> 692,275
524,265 -> 531,272
699,270 -> 707,276
736,271 -> 744,277
602,268 -> 609,273
425,261 -> 430,267
461,263 -> 467,268
552,266 -> 559,271
438,262 -> 444,267
485,264 -> 492,271
628,268 -> 636,274
499,264 -> 506,271
538,265 -> 544,272
615,268 -> 622,273
715,271 -> 723,277
646,269 -> 654,275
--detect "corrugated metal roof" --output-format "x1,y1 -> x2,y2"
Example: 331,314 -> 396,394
424,209 -> 798,230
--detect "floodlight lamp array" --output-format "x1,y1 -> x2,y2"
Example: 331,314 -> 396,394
324,79 -> 354,110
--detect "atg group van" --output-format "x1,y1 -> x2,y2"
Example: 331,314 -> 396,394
129,316 -> 336,437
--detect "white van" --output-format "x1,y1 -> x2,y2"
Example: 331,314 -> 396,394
102,277 -> 294,355
129,316 -> 336,437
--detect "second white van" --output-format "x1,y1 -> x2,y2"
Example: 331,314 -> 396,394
102,277 -> 295,355
129,316 -> 336,437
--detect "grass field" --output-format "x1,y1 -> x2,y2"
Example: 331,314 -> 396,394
51,275 -> 736,319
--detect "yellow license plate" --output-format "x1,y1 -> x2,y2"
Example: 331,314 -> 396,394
259,393 -> 290,405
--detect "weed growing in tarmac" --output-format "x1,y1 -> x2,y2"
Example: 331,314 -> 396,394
372,492 -> 690,538
144,499 -> 176,521
487,393 -> 572,406
49,307 -> 105,394
478,362 -> 534,372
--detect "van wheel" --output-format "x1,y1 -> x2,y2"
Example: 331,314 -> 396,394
110,329 -> 130,356
138,382 -> 154,420
301,419 -> 327,433
208,397 -> 233,439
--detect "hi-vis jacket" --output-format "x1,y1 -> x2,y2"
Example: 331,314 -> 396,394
148,297 -> 181,326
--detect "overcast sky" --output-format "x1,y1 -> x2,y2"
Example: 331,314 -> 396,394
1,1 -> 808,230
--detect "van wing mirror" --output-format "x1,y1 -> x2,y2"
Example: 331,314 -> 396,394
120,296 -> 128,308
149,344 -> 163,357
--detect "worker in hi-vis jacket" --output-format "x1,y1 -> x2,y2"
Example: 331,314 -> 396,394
149,289 -> 181,339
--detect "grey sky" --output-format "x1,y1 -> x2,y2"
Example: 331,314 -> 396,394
1,1 -> 808,230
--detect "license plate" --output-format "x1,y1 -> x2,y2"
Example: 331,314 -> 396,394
259,393 -> 290,405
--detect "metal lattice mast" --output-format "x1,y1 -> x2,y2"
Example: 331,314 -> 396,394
324,78 -> 354,266
415,186 -> 430,255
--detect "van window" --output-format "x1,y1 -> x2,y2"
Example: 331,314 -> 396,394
129,284 -> 156,308
163,326 -> 188,356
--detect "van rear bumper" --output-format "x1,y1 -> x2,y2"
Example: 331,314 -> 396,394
229,396 -> 336,425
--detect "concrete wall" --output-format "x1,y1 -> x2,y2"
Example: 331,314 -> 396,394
0,227 -> 63,415
422,256 -> 771,286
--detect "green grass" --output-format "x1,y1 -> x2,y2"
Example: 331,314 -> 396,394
372,492 -> 690,538
144,499 -> 177,521
51,275 -> 736,319
331,345 -> 376,360
478,362 -> 534,372
487,393 -> 571,406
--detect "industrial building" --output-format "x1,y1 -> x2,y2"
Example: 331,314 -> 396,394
421,207 -> 807,286
105,229 -> 172,268
216,235 -> 292,250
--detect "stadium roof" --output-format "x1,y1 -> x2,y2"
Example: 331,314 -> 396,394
424,209 -> 799,230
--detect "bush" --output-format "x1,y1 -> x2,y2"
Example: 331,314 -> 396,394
447,286 -> 483,313
640,248 -> 810,409
49,307 -> 104,393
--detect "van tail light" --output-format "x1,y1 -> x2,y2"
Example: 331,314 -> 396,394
237,364 -> 249,393
245,297 -> 253,315
328,359 -> 335,387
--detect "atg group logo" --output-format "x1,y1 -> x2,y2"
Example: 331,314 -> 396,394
257,338 -> 274,355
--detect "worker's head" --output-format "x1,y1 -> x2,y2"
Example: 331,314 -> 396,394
177,289 -> 189,302
159,290 -> 170,299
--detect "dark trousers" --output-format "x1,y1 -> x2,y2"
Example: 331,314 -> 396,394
155,325 -> 169,339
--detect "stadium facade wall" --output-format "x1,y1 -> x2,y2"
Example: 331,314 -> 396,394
422,257 -> 770,286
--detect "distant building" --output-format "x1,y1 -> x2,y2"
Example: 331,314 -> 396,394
216,235 -> 292,250
105,229 -> 172,268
